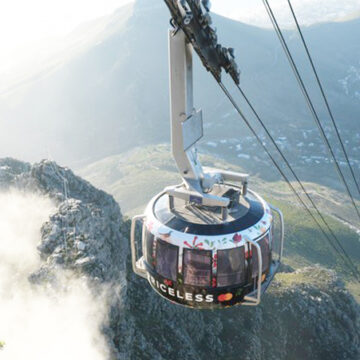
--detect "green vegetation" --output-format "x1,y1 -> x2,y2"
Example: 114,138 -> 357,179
78,144 -> 180,215
0,341 -> 5,349
273,266 -> 336,289
267,197 -> 360,276
347,282 -> 360,303
79,144 -> 360,221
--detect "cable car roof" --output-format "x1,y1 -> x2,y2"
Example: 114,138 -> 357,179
144,189 -> 272,251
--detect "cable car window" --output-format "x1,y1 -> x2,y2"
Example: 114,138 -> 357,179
145,229 -> 154,267
217,247 -> 245,287
155,239 -> 178,281
183,249 -> 212,287
252,235 -> 270,278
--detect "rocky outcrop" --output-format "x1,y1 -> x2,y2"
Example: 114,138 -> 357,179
0,158 -> 126,282
0,158 -> 128,357
1,158 -> 359,360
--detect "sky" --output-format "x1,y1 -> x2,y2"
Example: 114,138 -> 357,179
0,0 -> 359,79
0,0 -> 134,77
0,0 -> 133,50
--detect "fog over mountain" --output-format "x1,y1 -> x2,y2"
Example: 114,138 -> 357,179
0,158 -> 126,358
0,191 -> 109,359
0,0 -> 359,188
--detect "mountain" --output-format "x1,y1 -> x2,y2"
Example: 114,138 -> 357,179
0,157 -> 126,282
0,158 -> 127,357
1,157 -> 359,359
0,0 -> 359,193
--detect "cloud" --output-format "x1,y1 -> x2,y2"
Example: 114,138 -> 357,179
0,190 -> 109,359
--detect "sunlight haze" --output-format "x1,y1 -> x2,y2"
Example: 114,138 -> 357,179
0,0 -> 359,79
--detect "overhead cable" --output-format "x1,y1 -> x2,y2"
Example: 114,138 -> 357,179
262,0 -> 360,222
286,0 -> 360,198
218,81 -> 360,280
236,84 -> 359,278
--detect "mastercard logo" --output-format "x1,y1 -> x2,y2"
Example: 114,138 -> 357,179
217,293 -> 233,302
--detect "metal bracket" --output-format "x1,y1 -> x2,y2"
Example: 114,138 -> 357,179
130,214 -> 147,279
203,167 -> 249,195
166,185 -> 230,208
182,109 -> 203,151
242,204 -> 284,306
269,204 -> 285,262
242,239 -> 262,306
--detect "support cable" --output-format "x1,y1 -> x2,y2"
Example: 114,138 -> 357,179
262,0 -> 360,221
287,0 -> 360,197
218,81 -> 360,280
236,84 -> 359,278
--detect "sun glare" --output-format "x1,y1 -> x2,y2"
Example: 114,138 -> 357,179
0,0 -> 359,78
0,0 -> 133,74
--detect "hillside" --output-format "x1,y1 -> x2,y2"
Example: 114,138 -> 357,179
78,144 -> 360,221
0,0 -> 359,194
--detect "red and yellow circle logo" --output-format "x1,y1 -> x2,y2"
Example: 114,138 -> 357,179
217,293 -> 233,302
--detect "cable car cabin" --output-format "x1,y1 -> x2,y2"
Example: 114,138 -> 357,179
130,5 -> 284,308
131,183 -> 284,309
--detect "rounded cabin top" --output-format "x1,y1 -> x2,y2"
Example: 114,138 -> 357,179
144,185 -> 273,251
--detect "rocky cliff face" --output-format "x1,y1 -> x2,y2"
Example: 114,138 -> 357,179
0,157 -> 128,358
1,158 -> 359,360
0,158 -> 126,282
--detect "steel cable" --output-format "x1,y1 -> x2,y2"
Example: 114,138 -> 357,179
218,81 -> 360,280
286,0 -> 360,198
262,0 -> 360,221
236,84 -> 359,278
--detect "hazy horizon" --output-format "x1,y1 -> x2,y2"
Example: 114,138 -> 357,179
1,0 -> 359,81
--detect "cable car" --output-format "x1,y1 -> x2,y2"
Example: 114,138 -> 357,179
130,1 -> 284,308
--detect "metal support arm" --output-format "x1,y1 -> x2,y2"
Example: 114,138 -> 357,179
169,29 -> 205,193
168,28 -> 248,205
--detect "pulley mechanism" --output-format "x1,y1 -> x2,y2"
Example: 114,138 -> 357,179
164,0 -> 240,84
